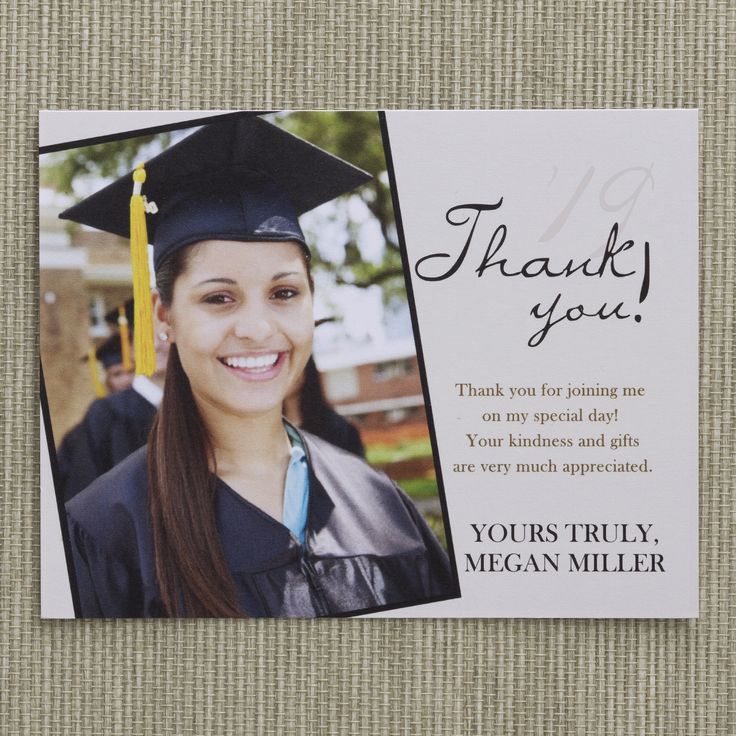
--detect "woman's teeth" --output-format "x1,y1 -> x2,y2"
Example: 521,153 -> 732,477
222,353 -> 279,370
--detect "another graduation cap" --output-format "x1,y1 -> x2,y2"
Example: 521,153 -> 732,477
59,114 -> 372,375
92,334 -> 125,368
104,298 -> 134,371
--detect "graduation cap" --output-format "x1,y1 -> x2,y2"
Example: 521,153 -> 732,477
104,298 -> 134,329
59,114 -> 372,376
104,299 -> 134,371
92,334 -> 125,368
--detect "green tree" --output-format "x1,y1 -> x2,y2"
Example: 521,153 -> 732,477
40,135 -> 171,194
278,112 -> 404,297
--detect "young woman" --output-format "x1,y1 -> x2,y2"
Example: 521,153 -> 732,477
61,115 -> 454,618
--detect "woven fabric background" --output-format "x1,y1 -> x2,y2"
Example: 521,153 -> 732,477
2,2 -> 734,734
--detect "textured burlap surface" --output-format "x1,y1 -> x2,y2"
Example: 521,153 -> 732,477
3,2 -> 734,734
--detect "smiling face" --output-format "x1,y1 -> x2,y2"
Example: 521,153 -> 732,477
157,239 -> 314,423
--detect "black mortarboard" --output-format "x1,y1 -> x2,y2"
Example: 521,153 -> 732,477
80,334 -> 124,370
103,299 -> 134,371
59,114 -> 372,270
94,334 -> 124,369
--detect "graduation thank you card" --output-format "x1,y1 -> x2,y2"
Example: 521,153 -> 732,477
40,110 -> 698,619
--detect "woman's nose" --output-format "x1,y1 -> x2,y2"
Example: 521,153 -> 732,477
232,301 -> 276,342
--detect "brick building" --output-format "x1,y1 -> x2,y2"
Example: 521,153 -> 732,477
40,189 -> 133,440
316,337 -> 426,432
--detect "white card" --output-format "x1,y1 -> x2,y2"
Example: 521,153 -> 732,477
40,110 -> 698,618
381,110 -> 698,617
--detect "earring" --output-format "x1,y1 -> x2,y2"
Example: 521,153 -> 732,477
158,331 -> 169,342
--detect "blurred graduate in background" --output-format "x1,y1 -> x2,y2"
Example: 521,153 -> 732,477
283,354 -> 364,458
56,299 -> 169,502
84,332 -> 134,397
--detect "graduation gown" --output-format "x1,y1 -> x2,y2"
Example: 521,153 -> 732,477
304,409 -> 365,457
65,429 -> 454,618
56,388 -> 157,503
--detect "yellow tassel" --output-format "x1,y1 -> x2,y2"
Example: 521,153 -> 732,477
88,348 -> 107,398
130,163 -> 156,376
117,304 -> 133,372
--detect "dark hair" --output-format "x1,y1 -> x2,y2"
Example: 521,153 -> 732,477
298,356 -> 334,435
148,241 -> 312,617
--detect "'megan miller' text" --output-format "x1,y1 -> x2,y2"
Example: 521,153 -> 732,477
464,552 -> 665,573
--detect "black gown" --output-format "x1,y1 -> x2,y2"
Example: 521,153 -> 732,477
65,429 -> 455,618
55,388 -> 158,503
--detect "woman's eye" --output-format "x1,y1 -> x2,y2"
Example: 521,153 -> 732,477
271,287 -> 299,301
203,293 -> 233,305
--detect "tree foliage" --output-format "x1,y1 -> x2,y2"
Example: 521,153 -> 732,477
278,112 -> 404,296
40,135 -> 171,194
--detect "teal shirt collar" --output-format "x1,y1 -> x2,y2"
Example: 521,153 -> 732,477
282,423 -> 309,545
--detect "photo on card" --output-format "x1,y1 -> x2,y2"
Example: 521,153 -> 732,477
39,111 -> 460,619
